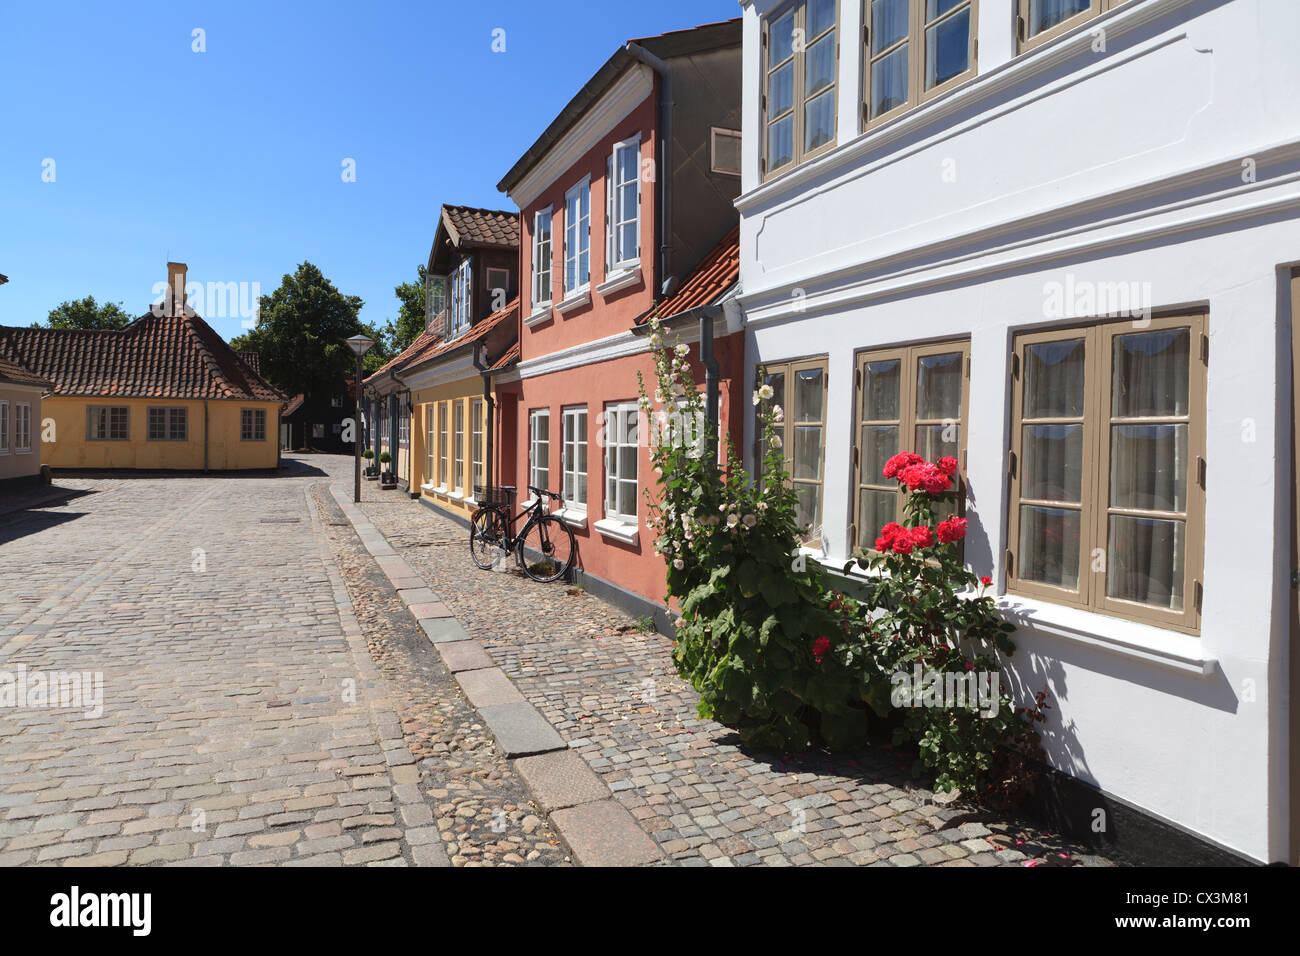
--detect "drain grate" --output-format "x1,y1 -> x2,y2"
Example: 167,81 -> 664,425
259,517 -> 302,524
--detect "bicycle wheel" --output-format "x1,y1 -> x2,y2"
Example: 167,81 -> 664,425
470,509 -> 507,571
516,515 -> 576,583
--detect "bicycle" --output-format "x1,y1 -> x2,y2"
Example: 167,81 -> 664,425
469,484 -> 577,583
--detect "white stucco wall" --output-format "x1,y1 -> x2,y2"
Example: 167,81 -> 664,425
737,0 -> 1300,861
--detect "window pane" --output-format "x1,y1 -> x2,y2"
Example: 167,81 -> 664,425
872,0 -> 909,53
808,0 -> 837,37
926,7 -> 970,88
620,223 -> 637,262
1029,0 -> 1091,36
767,115 -> 794,170
769,61 -> 795,117
862,359 -> 900,420
794,368 -> 824,421
1112,328 -> 1190,418
793,425 -> 823,480
771,9 -> 796,63
871,45 -> 908,117
863,424 -> 899,480
795,483 -> 821,534
618,481 -> 637,517
1022,424 -> 1083,502
915,351 -> 962,420
1019,505 -> 1081,590
915,423 -> 959,463
859,489 -> 898,548
1110,424 -> 1187,513
619,446 -> 637,480
1024,339 -> 1085,418
619,181 -> 638,223
805,33 -> 836,98
927,0 -> 965,16
1107,516 -> 1185,610
804,89 -> 835,153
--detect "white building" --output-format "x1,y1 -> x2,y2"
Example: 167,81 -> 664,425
736,0 -> 1300,864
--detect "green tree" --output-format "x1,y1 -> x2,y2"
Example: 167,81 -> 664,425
385,265 -> 426,353
229,262 -> 369,398
35,296 -> 133,330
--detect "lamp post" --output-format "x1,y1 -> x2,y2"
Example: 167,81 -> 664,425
346,334 -> 375,503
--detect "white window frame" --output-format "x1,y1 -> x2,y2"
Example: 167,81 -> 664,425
147,406 -> 188,442
471,398 -> 485,496
0,400 -> 8,454
14,403 -> 31,455
603,402 -> 639,523
425,406 -> 437,490
529,408 -> 551,495
561,405 -> 588,512
451,258 -> 473,336
606,136 -> 641,274
426,273 -> 447,327
452,399 -> 465,496
532,207 -> 554,310
564,177 -> 591,297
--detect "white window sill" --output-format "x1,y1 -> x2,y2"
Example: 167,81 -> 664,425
525,305 -> 553,327
996,596 -> 1215,675
556,288 -> 591,315
420,482 -> 436,493
432,486 -> 448,497
463,498 -> 477,508
594,517 -> 638,546
554,507 -> 588,530
596,265 -> 642,297
447,489 -> 465,502
15,449 -> 32,455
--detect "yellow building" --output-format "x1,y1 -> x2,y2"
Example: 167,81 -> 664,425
0,268 -> 284,472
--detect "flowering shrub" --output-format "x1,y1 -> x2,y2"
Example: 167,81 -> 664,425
846,453 -> 1046,798
640,323 -> 873,749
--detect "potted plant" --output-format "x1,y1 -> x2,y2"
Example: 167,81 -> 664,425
378,451 -> 396,488
362,448 -> 378,479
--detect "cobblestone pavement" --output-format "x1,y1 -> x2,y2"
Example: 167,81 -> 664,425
0,457 -> 552,866
356,478 -> 1113,868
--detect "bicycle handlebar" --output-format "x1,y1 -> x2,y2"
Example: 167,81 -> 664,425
528,486 -> 564,505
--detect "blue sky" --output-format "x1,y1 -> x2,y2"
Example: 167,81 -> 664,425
0,0 -> 739,340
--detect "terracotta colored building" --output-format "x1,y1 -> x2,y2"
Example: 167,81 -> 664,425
495,19 -> 744,621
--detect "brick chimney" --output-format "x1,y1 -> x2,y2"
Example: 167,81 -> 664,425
167,262 -> 187,316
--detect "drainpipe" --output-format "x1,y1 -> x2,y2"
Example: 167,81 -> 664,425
625,43 -> 673,303
472,343 -> 495,494
203,400 -> 210,472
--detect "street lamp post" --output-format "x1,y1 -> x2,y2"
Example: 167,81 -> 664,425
346,334 -> 375,504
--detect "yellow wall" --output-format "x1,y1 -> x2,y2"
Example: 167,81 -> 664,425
412,378 -> 489,519
0,384 -> 44,480
42,396 -> 281,471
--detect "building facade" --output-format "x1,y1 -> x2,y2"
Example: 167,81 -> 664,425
736,0 -> 1300,862
496,20 -> 747,616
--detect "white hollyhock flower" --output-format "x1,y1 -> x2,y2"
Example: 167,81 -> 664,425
758,383 -> 775,401
742,514 -> 757,528
726,514 -> 739,528
675,343 -> 689,357
673,558 -> 684,570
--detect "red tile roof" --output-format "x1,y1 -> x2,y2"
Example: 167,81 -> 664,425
0,312 -> 286,402
365,298 -> 520,386
637,225 -> 739,326
0,354 -> 51,389
489,341 -> 520,372
283,394 -> 306,417
442,206 -> 519,249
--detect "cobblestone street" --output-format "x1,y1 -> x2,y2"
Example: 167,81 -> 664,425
0,455 -> 1109,867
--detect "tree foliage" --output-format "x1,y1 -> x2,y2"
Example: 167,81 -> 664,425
36,296 -> 133,331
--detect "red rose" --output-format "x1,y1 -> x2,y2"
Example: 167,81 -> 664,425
980,575 -> 992,587
909,525 -> 933,549
936,516 -> 968,543
812,636 -> 832,664
900,462 -> 952,495
883,452 -> 923,480
937,456 -> 959,476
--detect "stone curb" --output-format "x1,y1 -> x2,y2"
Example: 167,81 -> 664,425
326,483 -> 665,867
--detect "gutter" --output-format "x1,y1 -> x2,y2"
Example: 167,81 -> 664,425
472,343 -> 495,495
624,43 -> 673,303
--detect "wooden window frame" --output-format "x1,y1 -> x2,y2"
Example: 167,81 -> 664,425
147,406 -> 188,442
604,401 -> 640,522
1007,311 -> 1207,634
240,408 -> 267,442
1016,0 -> 1128,54
710,127 -> 743,176
532,207 -> 553,308
529,408 -> 551,494
14,402 -> 32,453
562,405 -> 589,511
87,405 -> 129,442
0,400 -> 8,454
756,356 -> 830,542
850,338 -> 970,552
761,0 -> 841,182
862,0 -> 979,131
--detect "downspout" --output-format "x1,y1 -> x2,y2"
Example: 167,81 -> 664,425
472,343 -> 495,494
625,43 -> 673,303
203,399 -> 210,472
